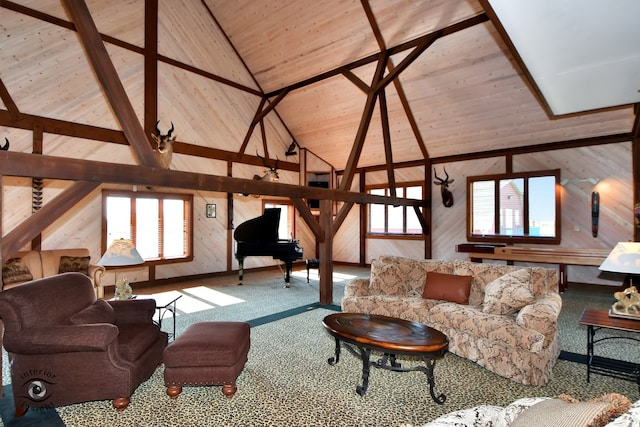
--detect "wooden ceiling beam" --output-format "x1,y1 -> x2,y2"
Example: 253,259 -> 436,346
339,52 -> 388,192
63,0 -> 162,168
264,13 -> 488,98
0,151 -> 422,208
1,181 -> 99,260
379,90 -> 395,193
0,79 -> 20,119
290,198 -> 324,241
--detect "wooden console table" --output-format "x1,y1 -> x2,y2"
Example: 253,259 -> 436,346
579,308 -> 640,390
456,244 -> 609,291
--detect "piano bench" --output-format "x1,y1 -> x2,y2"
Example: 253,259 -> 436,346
306,259 -> 320,283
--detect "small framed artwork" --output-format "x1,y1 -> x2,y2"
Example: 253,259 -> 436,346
206,204 -> 216,218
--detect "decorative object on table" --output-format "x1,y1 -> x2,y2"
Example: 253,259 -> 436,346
599,241 -> 640,318
98,238 -> 144,299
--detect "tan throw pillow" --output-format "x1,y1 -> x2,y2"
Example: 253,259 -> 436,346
510,393 -> 631,427
422,272 -> 473,304
2,257 -> 34,285
483,269 -> 535,315
58,255 -> 91,276
368,259 -> 409,296
70,299 -> 116,325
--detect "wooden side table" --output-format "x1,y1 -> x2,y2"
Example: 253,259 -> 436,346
579,308 -> 640,389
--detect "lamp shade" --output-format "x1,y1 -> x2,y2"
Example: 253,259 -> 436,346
598,242 -> 640,275
98,238 -> 144,267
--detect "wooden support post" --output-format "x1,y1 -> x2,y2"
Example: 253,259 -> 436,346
319,199 -> 333,305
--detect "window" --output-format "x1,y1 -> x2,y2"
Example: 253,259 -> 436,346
367,183 -> 424,236
102,190 -> 193,263
467,170 -> 560,244
264,201 -> 294,240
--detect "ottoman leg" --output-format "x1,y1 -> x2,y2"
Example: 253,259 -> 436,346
222,383 -> 237,398
166,385 -> 182,399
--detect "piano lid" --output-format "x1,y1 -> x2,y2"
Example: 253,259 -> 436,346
233,208 -> 280,242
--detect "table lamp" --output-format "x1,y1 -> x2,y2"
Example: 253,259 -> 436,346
98,238 -> 144,299
599,242 -> 640,318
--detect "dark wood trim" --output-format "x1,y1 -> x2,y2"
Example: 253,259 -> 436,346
633,103 -> 640,140
634,137 -> 640,242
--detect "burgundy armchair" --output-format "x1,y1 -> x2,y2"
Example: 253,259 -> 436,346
0,272 -> 167,415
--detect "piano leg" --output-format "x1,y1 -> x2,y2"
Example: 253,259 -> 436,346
283,260 -> 293,288
238,258 -> 244,286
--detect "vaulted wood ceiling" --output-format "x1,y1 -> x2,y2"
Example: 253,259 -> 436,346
0,0 -> 637,179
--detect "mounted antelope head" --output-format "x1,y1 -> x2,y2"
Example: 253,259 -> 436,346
0,137 -> 9,151
434,167 -> 454,208
254,151 -> 279,182
150,121 -> 176,169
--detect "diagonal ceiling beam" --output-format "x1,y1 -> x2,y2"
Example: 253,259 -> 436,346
1,181 -> 99,259
62,0 -> 162,168
339,51 -> 388,191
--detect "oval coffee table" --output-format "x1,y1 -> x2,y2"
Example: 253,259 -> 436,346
322,312 -> 449,404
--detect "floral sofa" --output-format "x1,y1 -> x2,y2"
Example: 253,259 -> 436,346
421,393 -> 636,427
341,256 -> 561,386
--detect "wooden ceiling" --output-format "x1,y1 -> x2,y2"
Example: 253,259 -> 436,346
0,0 -> 636,177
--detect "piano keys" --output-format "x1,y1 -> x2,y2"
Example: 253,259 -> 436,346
234,208 -> 303,287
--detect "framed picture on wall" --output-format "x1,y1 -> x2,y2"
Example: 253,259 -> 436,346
206,204 -> 216,218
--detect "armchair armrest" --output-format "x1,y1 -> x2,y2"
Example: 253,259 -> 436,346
108,299 -> 156,325
516,293 -> 562,337
344,278 -> 371,298
89,264 -> 105,286
4,324 -> 119,355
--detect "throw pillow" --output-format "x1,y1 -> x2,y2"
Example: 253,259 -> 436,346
2,257 -> 34,285
58,255 -> 91,276
70,299 -> 116,325
368,259 -> 410,296
422,272 -> 473,304
483,269 -> 535,315
510,393 -> 631,427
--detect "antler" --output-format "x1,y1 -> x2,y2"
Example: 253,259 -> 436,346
0,137 -> 9,151
155,120 -> 161,135
167,122 -> 175,137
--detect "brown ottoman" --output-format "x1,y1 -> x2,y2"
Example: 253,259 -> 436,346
163,321 -> 250,398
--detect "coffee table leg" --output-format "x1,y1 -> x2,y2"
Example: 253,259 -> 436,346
423,357 -> 446,405
328,337 -> 341,365
356,346 -> 372,396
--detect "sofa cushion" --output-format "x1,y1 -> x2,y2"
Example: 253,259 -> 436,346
58,255 -> 91,276
70,299 -> 116,325
428,303 -> 545,352
2,257 -> 34,285
423,272 -> 473,304
369,258 -> 410,296
483,269 -> 535,315
510,393 -> 631,427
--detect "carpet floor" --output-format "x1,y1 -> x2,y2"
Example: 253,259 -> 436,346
1,267 -> 638,426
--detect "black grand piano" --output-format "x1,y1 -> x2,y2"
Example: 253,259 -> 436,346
234,208 -> 303,287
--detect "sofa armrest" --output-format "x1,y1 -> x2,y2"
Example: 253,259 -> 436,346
89,264 -> 105,286
4,324 -> 119,354
516,293 -> 562,336
108,299 -> 156,325
344,278 -> 372,298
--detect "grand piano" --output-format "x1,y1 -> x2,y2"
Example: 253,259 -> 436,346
234,208 -> 303,287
